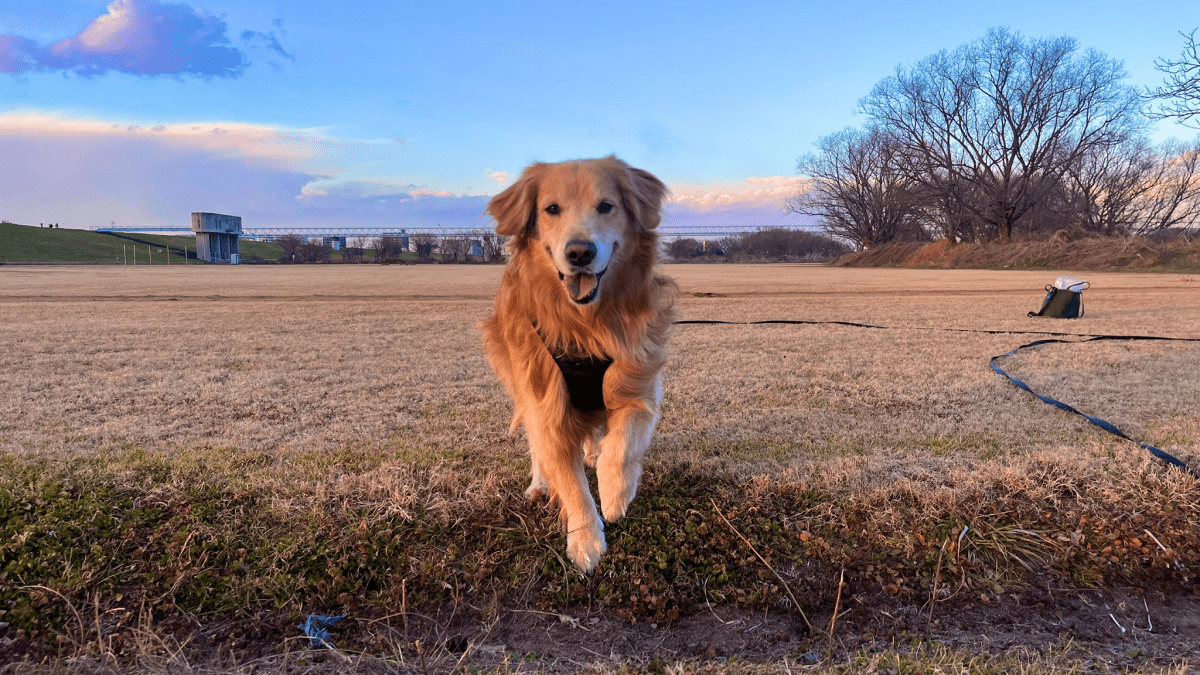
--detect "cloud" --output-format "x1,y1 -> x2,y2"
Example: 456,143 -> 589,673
484,169 -> 508,184
669,175 -> 810,209
662,175 -> 816,230
0,112 -> 323,171
0,0 -> 260,77
0,110 -> 816,233
240,29 -> 294,65
0,110 -> 493,231
0,34 -> 40,74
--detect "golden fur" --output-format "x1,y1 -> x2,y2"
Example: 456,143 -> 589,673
480,157 -> 677,572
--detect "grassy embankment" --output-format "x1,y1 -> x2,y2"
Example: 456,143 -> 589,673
0,221 -> 283,264
837,236 -> 1200,271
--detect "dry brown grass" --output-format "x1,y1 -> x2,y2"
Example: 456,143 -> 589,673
5,265 -> 1196,475
837,235 -> 1200,271
2,264 -> 1199,671
2,264 -> 1198,520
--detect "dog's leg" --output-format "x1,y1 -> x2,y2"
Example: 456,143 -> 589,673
525,448 -> 549,501
583,426 -> 604,468
597,374 -> 662,523
527,412 -> 606,572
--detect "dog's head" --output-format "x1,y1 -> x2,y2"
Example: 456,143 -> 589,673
487,156 -> 667,307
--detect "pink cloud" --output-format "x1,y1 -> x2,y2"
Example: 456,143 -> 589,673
669,175 -> 811,210
0,111 -> 492,231
1,0 -> 252,77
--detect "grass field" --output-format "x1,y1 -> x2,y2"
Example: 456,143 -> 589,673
0,221 -> 283,264
1,264 -> 1198,673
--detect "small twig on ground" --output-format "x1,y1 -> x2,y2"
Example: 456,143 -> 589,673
415,639 -> 431,675
926,538 -> 949,639
1144,597 -> 1154,633
1144,528 -> 1169,553
22,585 -> 85,652
827,567 -> 845,662
702,579 -> 738,626
710,498 -> 816,634
508,609 -> 588,630
1110,614 -> 1126,633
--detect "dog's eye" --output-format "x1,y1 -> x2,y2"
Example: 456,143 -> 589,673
544,204 -> 560,215
597,201 -> 614,214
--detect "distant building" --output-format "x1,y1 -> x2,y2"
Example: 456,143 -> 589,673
191,213 -> 241,263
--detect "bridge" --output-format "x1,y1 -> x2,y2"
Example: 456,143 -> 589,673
92,225 -> 799,240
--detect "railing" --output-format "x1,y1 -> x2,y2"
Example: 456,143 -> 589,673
93,225 -> 802,239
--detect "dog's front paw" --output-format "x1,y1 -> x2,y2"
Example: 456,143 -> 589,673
524,479 -> 548,501
566,519 -> 607,573
598,463 -> 641,523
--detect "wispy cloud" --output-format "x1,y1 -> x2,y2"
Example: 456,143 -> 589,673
240,29 -> 294,66
669,175 -> 810,209
662,175 -> 815,230
0,110 -> 491,231
0,110 -> 815,232
0,0 -> 273,77
0,111 -> 323,170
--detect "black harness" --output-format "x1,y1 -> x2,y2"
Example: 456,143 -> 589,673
534,322 -> 612,411
552,355 -> 612,412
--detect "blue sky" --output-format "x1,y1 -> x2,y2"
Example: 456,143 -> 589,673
2,0 -> 1198,232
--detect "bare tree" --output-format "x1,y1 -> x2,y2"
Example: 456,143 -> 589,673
1063,139 -> 1158,236
296,238 -> 331,263
739,228 -> 850,260
787,127 -> 924,249
861,28 -> 1145,240
479,231 -> 506,262
666,237 -> 704,260
439,236 -> 469,262
1148,29 -> 1200,128
373,235 -> 403,262
275,234 -> 305,263
1130,137 -> 1200,235
410,233 -> 437,259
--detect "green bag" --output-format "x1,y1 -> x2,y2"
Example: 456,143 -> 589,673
1029,276 -> 1088,319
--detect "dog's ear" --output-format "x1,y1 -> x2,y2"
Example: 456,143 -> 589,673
616,159 -> 668,231
487,164 -> 544,238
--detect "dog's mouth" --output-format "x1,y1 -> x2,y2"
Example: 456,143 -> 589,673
558,268 -> 606,305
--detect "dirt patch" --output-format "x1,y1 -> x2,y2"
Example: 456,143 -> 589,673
4,586 -> 1195,672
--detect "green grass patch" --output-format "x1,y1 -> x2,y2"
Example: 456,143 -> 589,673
3,444 -> 1198,660
0,221 -> 281,264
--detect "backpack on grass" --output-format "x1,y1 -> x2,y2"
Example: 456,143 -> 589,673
1029,276 -> 1089,319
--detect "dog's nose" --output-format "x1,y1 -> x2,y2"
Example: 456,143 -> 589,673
565,240 -> 597,268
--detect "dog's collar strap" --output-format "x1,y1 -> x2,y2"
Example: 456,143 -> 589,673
553,355 -> 612,412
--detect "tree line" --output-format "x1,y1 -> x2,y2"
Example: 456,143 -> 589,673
788,27 -> 1200,250
271,232 -> 505,263
666,227 -> 849,261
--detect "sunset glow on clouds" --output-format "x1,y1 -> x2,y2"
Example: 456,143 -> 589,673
0,109 -> 812,230
3,0 -> 1196,232
0,111 -> 323,170
0,0 -> 251,77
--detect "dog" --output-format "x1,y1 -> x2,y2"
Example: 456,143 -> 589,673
480,156 -> 677,573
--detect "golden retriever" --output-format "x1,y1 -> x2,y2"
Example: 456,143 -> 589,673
480,156 -> 677,572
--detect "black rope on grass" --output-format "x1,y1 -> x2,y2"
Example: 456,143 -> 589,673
676,318 -> 1200,477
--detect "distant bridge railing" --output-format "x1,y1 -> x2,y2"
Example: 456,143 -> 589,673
92,225 -> 798,240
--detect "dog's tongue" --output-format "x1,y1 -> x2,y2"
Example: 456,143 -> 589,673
565,273 -> 599,302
